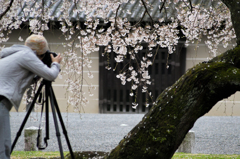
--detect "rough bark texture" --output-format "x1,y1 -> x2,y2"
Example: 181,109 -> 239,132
106,45 -> 240,159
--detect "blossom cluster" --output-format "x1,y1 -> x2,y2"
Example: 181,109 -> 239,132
0,0 -> 236,110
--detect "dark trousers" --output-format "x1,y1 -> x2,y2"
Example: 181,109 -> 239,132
0,96 -> 12,159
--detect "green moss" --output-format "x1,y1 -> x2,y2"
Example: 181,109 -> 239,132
107,45 -> 240,159
64,151 -> 108,159
24,130 -> 36,137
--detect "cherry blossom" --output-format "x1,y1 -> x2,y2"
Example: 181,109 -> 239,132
0,0 -> 236,110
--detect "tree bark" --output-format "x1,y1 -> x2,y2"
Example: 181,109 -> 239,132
106,45 -> 240,159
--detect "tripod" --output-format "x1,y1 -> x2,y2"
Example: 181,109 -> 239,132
11,79 -> 75,159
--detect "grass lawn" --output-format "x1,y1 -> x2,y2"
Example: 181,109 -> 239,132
173,153 -> 240,159
10,151 -> 240,159
11,151 -> 68,159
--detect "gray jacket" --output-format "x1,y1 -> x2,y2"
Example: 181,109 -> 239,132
0,45 -> 60,111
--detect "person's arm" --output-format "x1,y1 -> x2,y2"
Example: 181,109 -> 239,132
18,51 -> 61,81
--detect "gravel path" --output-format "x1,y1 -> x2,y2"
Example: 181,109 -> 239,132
10,112 -> 240,154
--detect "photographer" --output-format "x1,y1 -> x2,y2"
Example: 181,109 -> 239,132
0,34 -> 62,159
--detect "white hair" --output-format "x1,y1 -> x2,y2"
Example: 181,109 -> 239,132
25,34 -> 49,54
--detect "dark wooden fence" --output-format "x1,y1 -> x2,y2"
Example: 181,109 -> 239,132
99,43 -> 186,113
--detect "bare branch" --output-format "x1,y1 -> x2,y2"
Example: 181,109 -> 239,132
159,0 -> 168,20
42,0 -> 44,18
0,0 -> 14,21
114,4 -> 121,29
113,4 -> 130,47
74,0 -> 78,9
133,10 -> 147,27
189,0 -> 193,12
159,0 -> 166,13
182,0 -> 193,12
141,0 -> 154,25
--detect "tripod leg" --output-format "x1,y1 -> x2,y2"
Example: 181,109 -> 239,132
48,87 -> 64,159
45,82 -> 50,145
11,82 -> 44,154
37,82 -> 50,149
50,86 -> 75,159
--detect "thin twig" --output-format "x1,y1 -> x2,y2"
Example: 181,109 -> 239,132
0,0 -> 14,21
133,10 -> 147,27
42,0 -> 44,16
41,0 -> 45,29
183,0 -> 194,12
141,0 -> 154,26
159,0 -> 168,20
74,0 -> 78,9
159,0 -> 166,13
114,4 -> 121,29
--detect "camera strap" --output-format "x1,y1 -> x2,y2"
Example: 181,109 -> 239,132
37,93 -> 49,150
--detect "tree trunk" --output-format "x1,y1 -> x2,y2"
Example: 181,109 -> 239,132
222,0 -> 240,45
107,45 -> 240,159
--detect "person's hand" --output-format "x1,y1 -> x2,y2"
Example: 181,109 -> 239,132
50,53 -> 62,64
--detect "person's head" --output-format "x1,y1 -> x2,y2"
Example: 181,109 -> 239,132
25,34 -> 49,60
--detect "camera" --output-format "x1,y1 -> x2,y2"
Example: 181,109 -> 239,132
42,50 -> 58,67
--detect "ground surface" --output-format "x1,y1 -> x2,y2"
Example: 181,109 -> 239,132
10,112 -> 240,154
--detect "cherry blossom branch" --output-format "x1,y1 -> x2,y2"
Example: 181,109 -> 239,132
113,4 -> 128,46
79,35 -> 85,113
0,0 -> 14,21
0,0 -> 236,110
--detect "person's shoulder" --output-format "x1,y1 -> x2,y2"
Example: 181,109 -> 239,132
14,45 -> 36,57
15,45 -> 39,63
1,45 -> 33,58
12,45 -> 33,52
